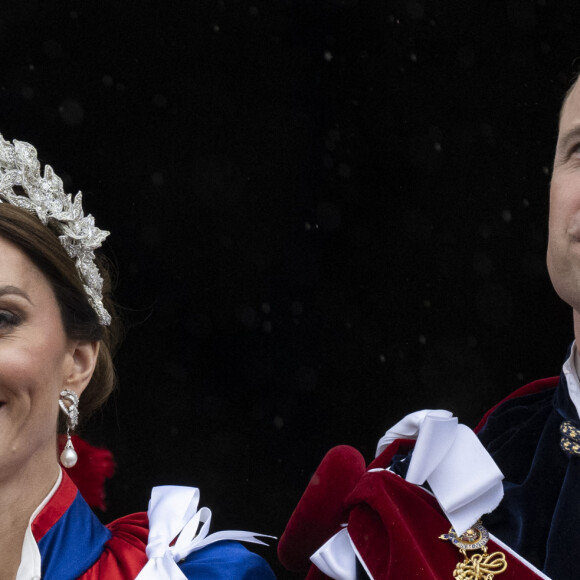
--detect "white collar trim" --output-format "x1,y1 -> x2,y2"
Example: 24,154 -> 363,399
16,469 -> 63,580
562,341 -> 580,419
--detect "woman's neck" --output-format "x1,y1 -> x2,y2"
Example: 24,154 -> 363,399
0,456 -> 60,580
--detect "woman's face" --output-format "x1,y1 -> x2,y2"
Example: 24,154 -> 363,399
0,235 -> 78,477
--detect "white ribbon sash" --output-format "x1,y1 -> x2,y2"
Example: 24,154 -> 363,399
135,486 -> 273,580
310,528 -> 358,580
376,409 -> 504,535
309,410 -> 505,579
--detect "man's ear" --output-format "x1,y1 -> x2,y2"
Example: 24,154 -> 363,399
64,340 -> 100,397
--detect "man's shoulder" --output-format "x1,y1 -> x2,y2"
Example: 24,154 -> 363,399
475,376 -> 559,466
474,376 -> 559,434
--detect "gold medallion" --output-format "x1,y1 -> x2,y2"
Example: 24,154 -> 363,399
439,521 -> 507,579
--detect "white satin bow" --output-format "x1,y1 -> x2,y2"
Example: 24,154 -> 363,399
311,528 -> 359,580
135,486 -> 272,580
376,409 -> 504,535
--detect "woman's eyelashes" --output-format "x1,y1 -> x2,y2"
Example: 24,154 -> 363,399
0,310 -> 22,329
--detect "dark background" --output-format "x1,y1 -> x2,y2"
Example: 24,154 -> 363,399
1,1 -> 579,577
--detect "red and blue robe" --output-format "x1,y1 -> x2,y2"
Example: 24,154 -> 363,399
28,470 -> 275,579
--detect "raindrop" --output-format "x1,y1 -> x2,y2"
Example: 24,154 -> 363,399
407,0 -> 425,19
419,335 -> 426,344
457,46 -> 476,68
429,126 -> 443,141
43,40 -> 63,59
252,405 -> 265,420
476,284 -> 514,328
153,94 -> 167,108
317,201 -> 342,231
59,99 -> 84,126
102,75 -> 113,87
507,0 -> 537,31
337,163 -> 351,179
273,416 -> 284,429
238,305 -> 258,329
324,51 -> 333,62
479,224 -> 492,239
473,252 -> 493,277
151,172 -> 164,186
501,209 -> 512,223
295,366 -> 317,392
328,128 -> 340,142
325,138 -> 336,151
21,86 -> 34,100
323,154 -> 334,169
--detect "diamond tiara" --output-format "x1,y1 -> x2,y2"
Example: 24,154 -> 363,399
0,134 -> 111,325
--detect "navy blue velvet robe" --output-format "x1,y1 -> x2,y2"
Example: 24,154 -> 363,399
478,367 -> 578,579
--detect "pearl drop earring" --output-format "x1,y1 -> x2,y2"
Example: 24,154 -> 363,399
59,389 -> 79,468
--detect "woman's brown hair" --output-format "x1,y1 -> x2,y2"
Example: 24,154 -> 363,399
0,203 -> 121,430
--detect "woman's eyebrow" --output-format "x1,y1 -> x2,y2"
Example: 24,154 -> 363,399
0,285 -> 34,305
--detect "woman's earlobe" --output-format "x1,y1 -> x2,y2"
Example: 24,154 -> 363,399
67,340 -> 100,396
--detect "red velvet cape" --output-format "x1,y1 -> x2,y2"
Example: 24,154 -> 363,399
278,380 -> 559,579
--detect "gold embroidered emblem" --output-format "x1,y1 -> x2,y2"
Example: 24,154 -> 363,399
439,521 -> 507,579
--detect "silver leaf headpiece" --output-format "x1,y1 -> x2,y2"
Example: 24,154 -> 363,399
0,134 -> 111,325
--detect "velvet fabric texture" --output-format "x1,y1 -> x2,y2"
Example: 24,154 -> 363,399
279,445 -> 366,572
278,440 -> 545,579
477,373 -> 580,579
279,372 -> 580,579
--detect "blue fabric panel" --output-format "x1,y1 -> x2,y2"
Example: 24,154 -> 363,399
179,540 -> 276,580
38,490 -> 112,580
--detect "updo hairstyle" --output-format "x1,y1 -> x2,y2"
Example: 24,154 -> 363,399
0,203 -> 121,431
